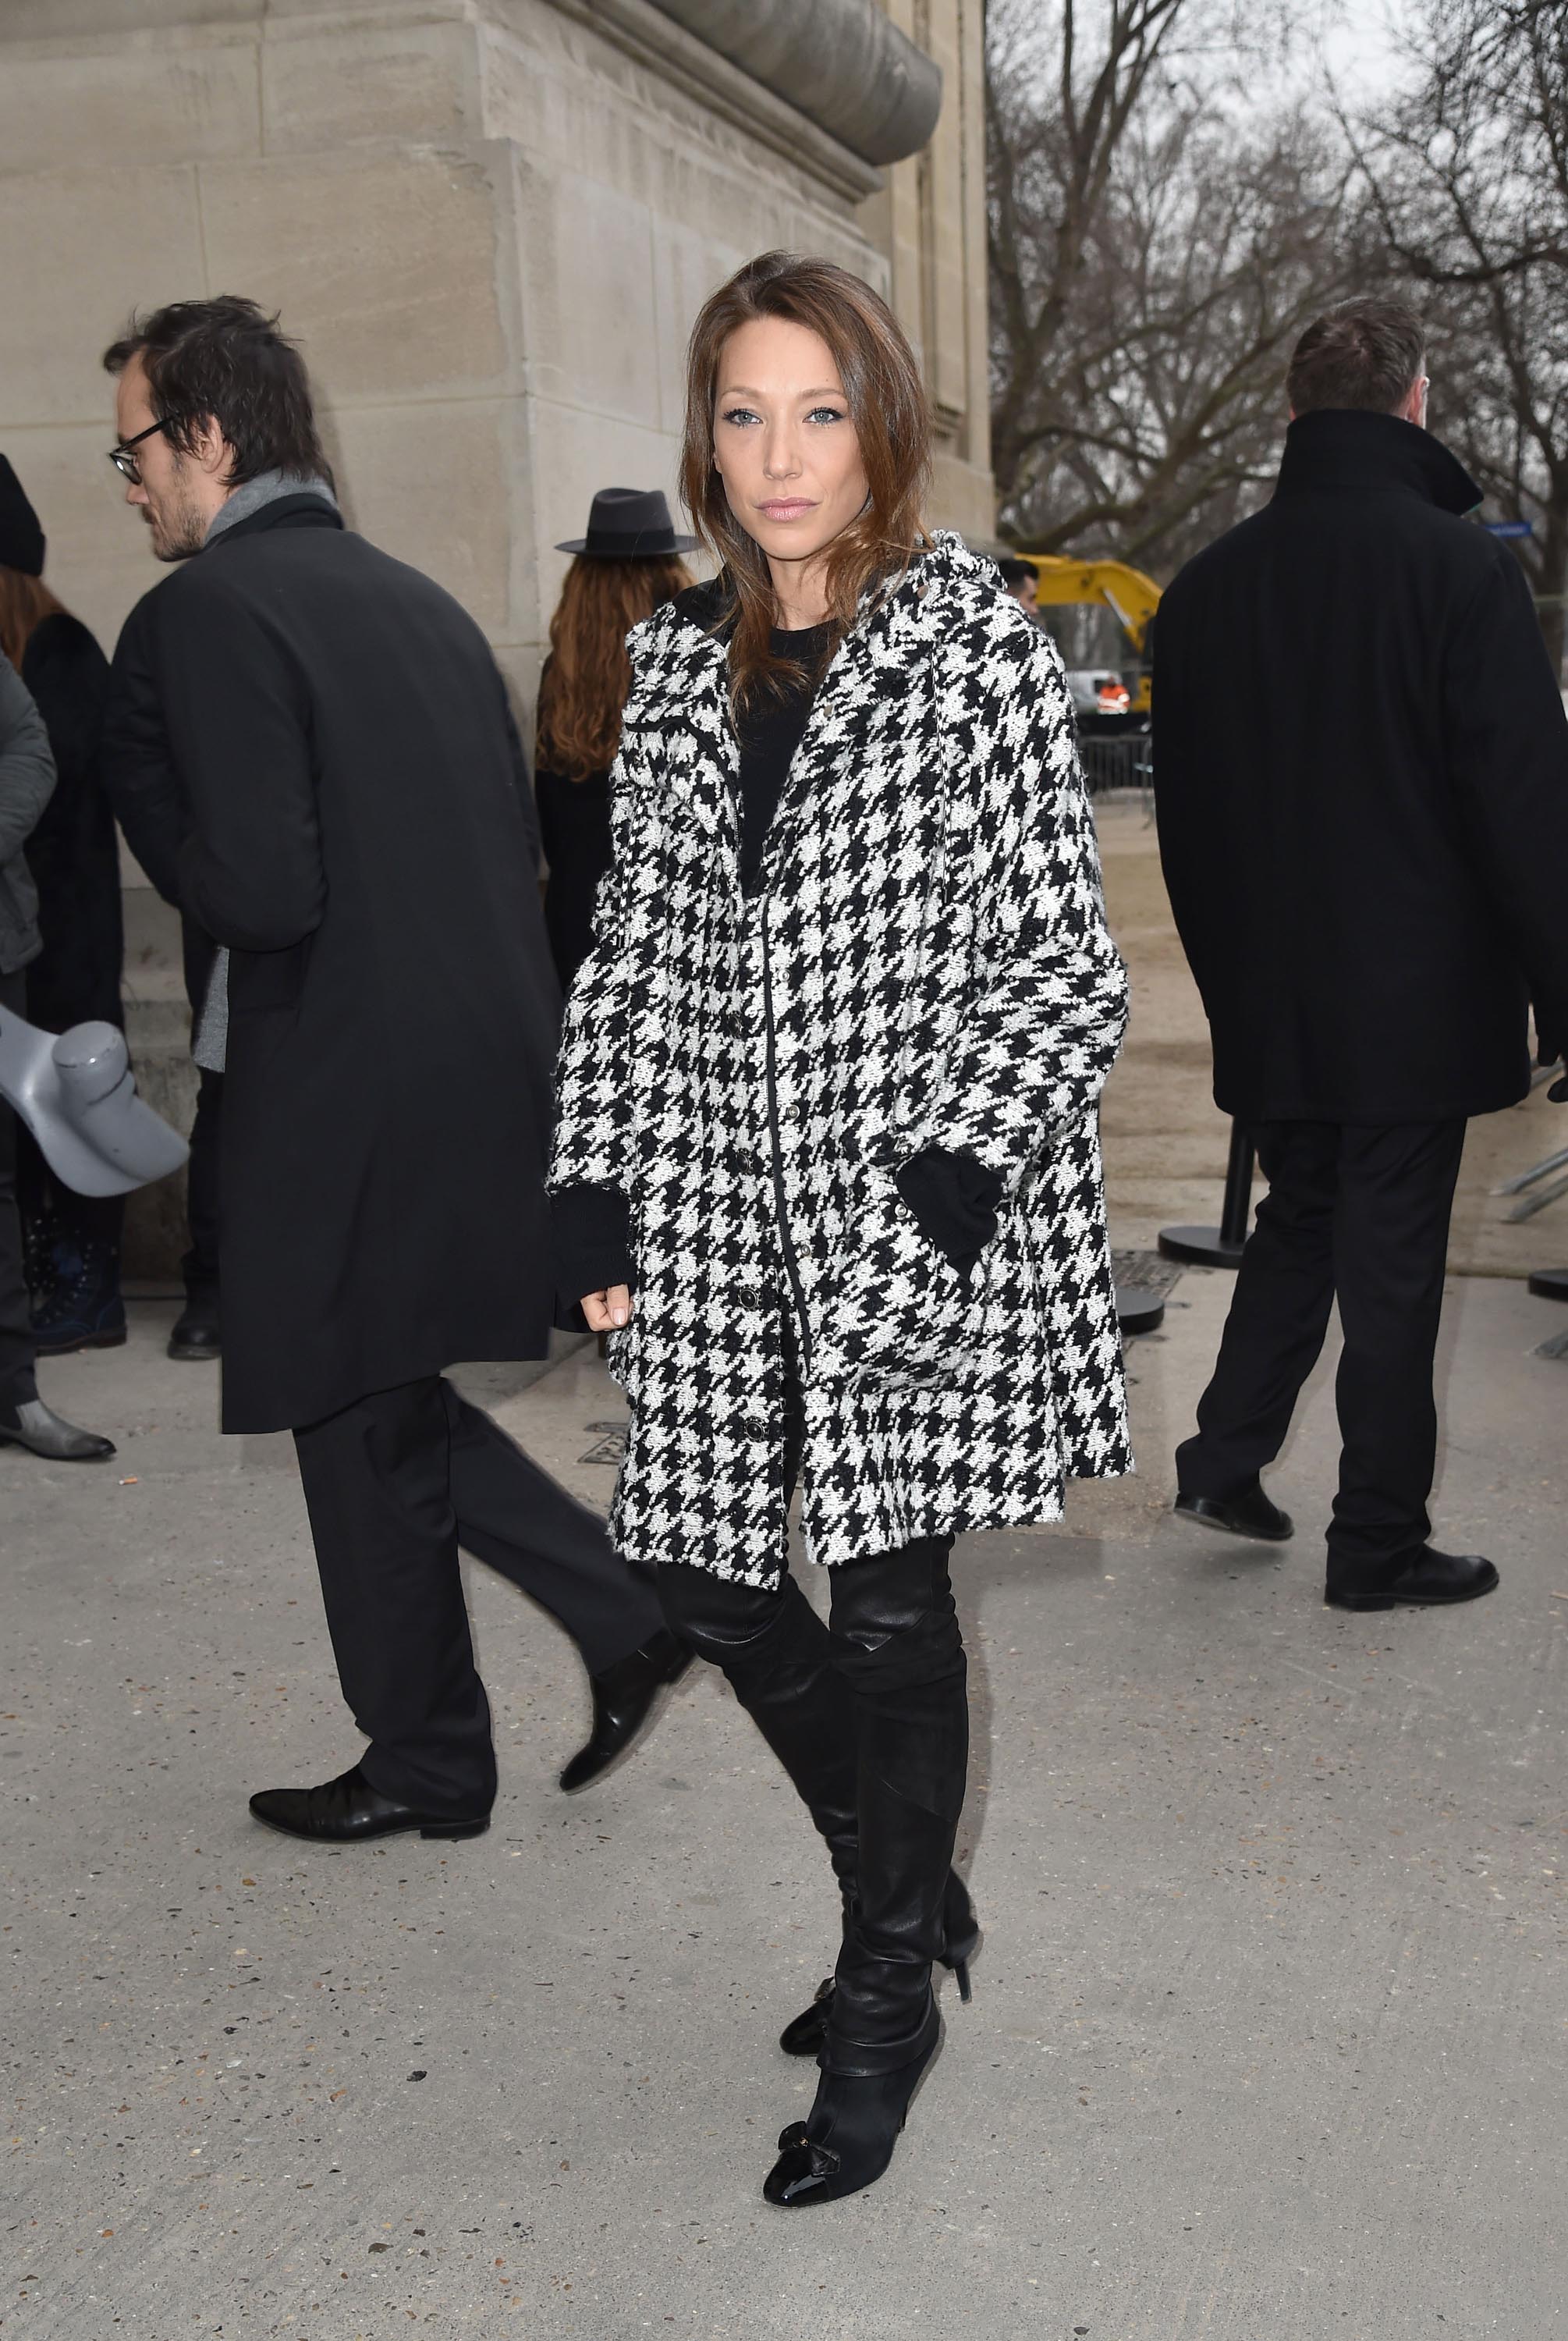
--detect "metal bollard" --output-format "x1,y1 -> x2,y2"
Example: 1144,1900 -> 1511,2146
1157,1120 -> 1255,1269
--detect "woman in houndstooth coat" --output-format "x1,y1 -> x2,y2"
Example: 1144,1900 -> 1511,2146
549,253 -> 1130,2208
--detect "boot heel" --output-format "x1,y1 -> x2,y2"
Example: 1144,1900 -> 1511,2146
952,1956 -> 972,2005
420,1817 -> 489,1840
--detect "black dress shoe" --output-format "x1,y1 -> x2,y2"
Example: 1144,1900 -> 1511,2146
0,1397 -> 115,1462
1325,1547 -> 1499,1611
559,1629 -> 692,1792
1174,1481 -> 1293,1543
249,1762 -> 489,1842
168,1298 -> 221,1361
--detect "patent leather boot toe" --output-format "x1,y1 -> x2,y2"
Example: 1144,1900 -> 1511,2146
764,1996 -> 941,2208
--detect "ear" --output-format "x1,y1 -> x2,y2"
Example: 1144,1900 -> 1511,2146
187,413 -> 232,481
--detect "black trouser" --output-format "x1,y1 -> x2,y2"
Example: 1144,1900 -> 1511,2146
183,1066 -> 223,1302
1176,1117 -> 1467,1585
0,969 -> 37,1405
292,1375 -> 667,1816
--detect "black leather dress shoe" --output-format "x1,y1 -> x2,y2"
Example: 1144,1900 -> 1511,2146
249,1763 -> 489,1842
1325,1547 -> 1499,1611
0,1397 -> 115,1462
559,1629 -> 692,1792
1174,1482 -> 1293,1543
168,1299 -> 221,1361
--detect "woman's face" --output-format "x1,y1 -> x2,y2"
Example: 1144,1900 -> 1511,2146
711,318 -> 868,576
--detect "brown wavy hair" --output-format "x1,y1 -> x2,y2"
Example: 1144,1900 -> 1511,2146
0,567 -> 65,673
535,552 -> 694,781
679,251 -> 932,709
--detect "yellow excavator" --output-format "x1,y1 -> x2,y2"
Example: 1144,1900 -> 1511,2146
1018,553 -> 1162,718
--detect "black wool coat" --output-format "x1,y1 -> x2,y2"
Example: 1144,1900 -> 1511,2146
21,611 -> 123,1032
141,495 -> 561,1433
1154,409 -> 1568,1122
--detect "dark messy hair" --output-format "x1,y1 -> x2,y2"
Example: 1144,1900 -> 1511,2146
102,296 -> 333,489
995,556 -> 1037,591
1286,297 -> 1426,417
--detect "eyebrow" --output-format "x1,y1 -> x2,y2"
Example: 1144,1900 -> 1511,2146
717,385 -> 846,400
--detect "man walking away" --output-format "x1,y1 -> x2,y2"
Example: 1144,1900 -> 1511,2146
102,299 -> 686,1837
1155,296 -> 1568,1611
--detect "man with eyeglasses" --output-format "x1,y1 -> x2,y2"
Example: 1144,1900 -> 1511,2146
98,296 -> 688,1841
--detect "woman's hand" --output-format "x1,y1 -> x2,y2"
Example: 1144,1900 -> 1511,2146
581,1283 -> 633,1333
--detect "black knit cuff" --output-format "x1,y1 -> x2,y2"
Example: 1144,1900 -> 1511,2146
551,1181 -> 635,1309
894,1147 -> 1004,1277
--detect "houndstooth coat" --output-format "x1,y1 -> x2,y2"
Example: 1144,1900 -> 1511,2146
548,531 -> 1132,1588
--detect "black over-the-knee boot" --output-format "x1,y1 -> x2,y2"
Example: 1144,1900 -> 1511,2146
657,1566 -> 860,1915
765,1535 -> 972,2208
657,1563 -> 976,2056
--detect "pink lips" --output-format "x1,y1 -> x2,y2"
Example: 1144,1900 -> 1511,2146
758,499 -> 816,520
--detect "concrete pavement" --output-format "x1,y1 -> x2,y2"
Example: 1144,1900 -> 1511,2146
5,1267 -> 1566,2339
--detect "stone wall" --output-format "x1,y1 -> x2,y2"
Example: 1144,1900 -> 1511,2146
0,0 -> 993,1274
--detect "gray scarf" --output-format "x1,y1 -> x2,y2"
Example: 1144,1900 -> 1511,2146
193,472 -> 339,1074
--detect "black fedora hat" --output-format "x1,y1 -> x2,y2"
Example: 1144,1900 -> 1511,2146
556,486 -> 697,559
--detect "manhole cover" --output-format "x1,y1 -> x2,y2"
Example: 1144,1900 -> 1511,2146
1112,1249 -> 1186,1304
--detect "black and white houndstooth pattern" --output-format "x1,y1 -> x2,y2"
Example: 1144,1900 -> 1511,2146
549,531 -> 1133,1588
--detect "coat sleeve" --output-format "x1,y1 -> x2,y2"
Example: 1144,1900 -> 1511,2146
0,651 -> 56,865
159,578 -> 327,954
1442,554 -> 1568,1053
99,593 -> 190,908
545,724 -> 649,1196
910,616 -> 1130,1194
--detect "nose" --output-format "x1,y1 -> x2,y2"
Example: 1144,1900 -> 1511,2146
127,479 -> 148,506
761,426 -> 801,482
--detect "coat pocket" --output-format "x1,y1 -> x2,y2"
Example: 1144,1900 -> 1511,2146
814,1167 -> 995,1390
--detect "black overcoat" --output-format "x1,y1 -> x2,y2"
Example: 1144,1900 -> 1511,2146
141,495 -> 562,1433
1154,409 -> 1568,1121
20,611 -> 123,1032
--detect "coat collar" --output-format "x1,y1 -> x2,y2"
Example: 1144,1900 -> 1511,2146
204,492 -> 346,551
647,534 -> 973,853
1273,409 -> 1482,516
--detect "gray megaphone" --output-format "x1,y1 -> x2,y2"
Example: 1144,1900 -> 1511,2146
0,1007 -> 189,1197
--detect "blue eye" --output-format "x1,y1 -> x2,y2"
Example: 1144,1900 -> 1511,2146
808,407 -> 847,425
721,406 -> 760,427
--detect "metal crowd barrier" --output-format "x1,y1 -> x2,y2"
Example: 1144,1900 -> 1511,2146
1078,730 -> 1154,799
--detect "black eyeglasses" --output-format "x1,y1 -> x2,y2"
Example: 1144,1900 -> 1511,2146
107,415 -> 183,485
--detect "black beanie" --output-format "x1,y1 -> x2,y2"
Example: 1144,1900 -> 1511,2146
0,456 -> 45,577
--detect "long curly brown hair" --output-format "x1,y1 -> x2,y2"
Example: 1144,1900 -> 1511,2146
679,251 -> 932,710
0,567 -> 64,672
535,552 -> 694,782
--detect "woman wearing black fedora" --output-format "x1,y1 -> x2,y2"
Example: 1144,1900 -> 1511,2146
535,488 -> 695,993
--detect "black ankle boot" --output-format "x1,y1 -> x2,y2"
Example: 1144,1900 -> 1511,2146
779,1866 -> 978,2055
